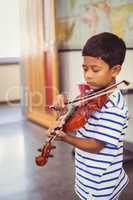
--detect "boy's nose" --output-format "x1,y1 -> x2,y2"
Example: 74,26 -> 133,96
85,70 -> 93,79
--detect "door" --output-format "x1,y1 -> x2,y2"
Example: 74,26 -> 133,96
20,0 -> 59,127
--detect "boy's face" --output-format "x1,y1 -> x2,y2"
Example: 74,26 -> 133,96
82,56 -> 121,90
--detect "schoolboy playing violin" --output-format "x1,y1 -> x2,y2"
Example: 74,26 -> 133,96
48,32 -> 129,200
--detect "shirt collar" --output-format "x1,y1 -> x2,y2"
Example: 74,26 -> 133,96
108,88 -> 121,107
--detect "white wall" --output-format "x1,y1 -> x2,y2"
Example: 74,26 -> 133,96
0,0 -> 20,102
117,50 -> 133,87
59,51 -> 84,99
0,0 -> 20,58
0,64 -> 21,102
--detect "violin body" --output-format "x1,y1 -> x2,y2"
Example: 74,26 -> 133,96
63,95 -> 108,132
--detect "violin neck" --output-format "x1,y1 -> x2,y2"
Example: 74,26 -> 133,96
48,126 -> 62,144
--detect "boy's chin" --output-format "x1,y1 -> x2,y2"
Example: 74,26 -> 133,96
89,85 -> 106,92
88,85 -> 100,91
86,82 -> 108,91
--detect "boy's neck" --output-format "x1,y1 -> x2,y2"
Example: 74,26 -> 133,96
106,78 -> 116,89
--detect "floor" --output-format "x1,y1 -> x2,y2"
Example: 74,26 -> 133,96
0,103 -> 133,200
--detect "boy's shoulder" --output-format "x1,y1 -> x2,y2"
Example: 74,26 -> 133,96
102,88 -> 128,116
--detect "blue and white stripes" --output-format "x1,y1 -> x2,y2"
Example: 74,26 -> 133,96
75,89 -> 129,200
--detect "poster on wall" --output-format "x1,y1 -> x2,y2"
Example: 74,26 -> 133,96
56,0 -> 133,50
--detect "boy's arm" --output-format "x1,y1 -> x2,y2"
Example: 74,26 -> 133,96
48,127 -> 105,154
61,134 -> 105,153
48,113 -> 105,154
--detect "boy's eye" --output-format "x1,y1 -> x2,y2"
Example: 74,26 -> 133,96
83,68 -> 88,72
82,64 -> 101,73
92,66 -> 101,72
93,68 -> 100,72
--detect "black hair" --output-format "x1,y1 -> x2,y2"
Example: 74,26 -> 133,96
82,32 -> 126,68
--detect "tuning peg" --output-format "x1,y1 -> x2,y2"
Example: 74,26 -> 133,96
37,143 -> 48,152
51,146 -> 56,149
37,148 -> 42,152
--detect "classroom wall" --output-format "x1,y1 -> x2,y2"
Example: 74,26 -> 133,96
0,0 -> 20,102
0,0 -> 20,58
0,64 -> 21,102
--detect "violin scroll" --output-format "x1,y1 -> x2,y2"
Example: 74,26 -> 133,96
35,143 -> 56,166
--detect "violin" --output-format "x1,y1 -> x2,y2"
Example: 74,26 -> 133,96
35,80 -> 129,166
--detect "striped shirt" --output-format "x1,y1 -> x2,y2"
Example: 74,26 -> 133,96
75,88 -> 129,200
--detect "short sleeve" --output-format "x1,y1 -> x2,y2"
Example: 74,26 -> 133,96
89,107 -> 126,147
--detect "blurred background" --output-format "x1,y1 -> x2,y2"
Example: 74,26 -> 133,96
0,0 -> 133,200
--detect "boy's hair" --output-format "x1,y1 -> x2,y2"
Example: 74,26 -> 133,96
82,32 -> 126,68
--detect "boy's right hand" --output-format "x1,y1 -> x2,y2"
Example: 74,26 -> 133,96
51,94 -> 68,111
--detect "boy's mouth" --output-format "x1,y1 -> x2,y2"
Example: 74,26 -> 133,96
87,82 -> 104,92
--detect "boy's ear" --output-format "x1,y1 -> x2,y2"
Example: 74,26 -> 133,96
111,65 -> 121,77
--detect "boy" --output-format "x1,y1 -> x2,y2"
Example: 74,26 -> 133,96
48,32 -> 129,200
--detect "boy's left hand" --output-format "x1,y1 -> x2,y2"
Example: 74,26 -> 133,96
47,120 -> 66,141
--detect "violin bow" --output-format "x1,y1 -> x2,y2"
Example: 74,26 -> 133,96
50,80 -> 129,109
